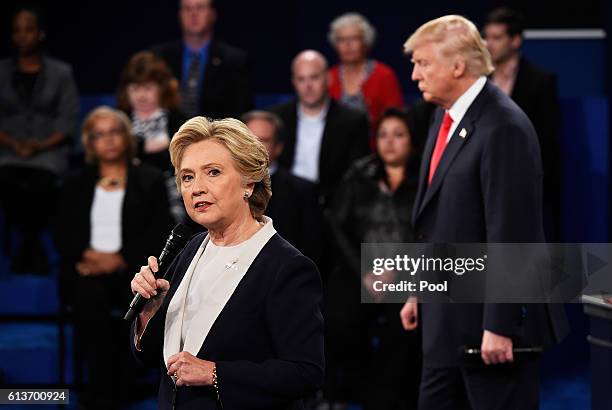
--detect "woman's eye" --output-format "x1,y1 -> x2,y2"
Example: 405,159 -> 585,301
181,174 -> 193,182
208,169 -> 220,176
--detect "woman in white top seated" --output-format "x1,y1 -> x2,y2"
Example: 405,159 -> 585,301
55,106 -> 173,410
130,117 -> 324,410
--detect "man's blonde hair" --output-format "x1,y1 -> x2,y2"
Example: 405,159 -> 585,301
404,15 -> 494,77
169,117 -> 272,221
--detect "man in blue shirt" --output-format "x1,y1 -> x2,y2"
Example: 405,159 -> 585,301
152,0 -> 252,119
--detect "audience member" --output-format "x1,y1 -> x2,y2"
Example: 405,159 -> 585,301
325,108 -> 421,409
268,50 -> 369,209
328,12 -> 404,136
151,0 -> 252,119
117,50 -> 187,222
0,6 -> 79,274
243,110 -> 321,265
55,107 -> 173,410
483,7 -> 561,240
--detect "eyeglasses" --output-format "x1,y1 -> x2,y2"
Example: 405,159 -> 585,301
91,128 -> 124,140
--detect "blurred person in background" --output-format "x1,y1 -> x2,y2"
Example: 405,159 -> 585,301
328,12 -> 404,139
55,107 -> 173,410
483,7 -> 561,241
243,109 -> 321,266
117,50 -> 188,223
268,50 -> 369,210
325,108 -> 420,409
152,0 -> 252,119
0,5 -> 79,274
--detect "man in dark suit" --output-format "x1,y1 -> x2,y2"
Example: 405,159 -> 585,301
243,110 -> 322,265
483,7 -> 561,241
151,0 -> 252,119
267,50 -> 369,209
399,15 -> 568,409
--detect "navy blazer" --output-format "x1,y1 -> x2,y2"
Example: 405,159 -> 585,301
412,80 -> 568,367
131,232 -> 325,410
151,40 -> 252,119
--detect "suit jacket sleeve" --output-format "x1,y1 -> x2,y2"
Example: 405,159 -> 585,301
327,168 -> 361,275
480,122 -> 544,337
215,254 -> 324,408
348,113 -> 370,164
120,169 -> 174,274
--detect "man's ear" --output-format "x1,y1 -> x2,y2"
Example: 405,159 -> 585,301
452,58 -> 467,78
511,34 -> 522,51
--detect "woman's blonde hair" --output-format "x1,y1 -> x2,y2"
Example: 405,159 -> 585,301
169,117 -> 272,221
81,106 -> 136,164
404,15 -> 494,77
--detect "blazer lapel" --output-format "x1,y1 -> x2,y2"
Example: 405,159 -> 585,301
278,100 -> 299,170
415,81 -> 492,220
163,236 -> 209,366
412,109 -> 442,225
318,101 -> 337,179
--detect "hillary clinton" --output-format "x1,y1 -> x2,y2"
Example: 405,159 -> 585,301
130,117 -> 324,409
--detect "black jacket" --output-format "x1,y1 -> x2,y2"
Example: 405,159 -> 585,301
329,155 -> 418,275
267,167 -> 321,265
413,80 -> 568,367
151,39 -> 252,119
511,57 -> 561,238
268,99 -> 369,207
55,162 -> 174,295
131,232 -> 325,410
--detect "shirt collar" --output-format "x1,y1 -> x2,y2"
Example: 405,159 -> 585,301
183,40 -> 210,56
447,76 -> 487,123
297,99 -> 330,121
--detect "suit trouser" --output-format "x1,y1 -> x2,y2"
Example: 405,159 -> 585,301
418,356 -> 540,410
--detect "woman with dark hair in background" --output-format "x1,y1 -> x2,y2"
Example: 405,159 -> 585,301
325,107 -> 421,409
55,107 -> 173,410
0,6 -> 79,273
328,12 -> 404,139
117,50 -> 188,223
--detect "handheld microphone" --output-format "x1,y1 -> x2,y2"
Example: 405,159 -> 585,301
123,223 -> 192,322
463,347 -> 543,355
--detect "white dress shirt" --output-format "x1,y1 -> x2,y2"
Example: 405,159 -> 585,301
291,103 -> 329,182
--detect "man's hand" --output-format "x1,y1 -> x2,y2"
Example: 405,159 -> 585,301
481,329 -> 513,365
400,297 -> 418,330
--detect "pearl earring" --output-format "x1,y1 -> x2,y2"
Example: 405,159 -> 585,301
243,191 -> 250,199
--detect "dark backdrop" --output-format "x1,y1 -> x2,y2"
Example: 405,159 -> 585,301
0,0 -> 606,96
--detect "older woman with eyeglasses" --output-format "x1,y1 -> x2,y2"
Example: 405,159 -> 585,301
55,106 -> 173,410
130,116 -> 324,410
328,12 -> 404,137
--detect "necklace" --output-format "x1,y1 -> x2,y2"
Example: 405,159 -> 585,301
98,176 -> 126,189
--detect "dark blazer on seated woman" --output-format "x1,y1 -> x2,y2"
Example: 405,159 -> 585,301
131,228 -> 325,410
55,162 -> 173,283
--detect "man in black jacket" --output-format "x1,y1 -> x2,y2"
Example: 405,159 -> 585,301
267,50 -> 369,209
243,110 -> 322,266
151,0 -> 252,119
483,7 -> 561,241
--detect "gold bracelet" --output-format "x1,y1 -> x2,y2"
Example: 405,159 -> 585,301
212,365 -> 219,400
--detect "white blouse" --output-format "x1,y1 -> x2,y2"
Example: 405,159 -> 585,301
89,186 -> 125,252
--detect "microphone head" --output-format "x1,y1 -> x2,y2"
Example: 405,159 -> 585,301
171,223 -> 192,242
